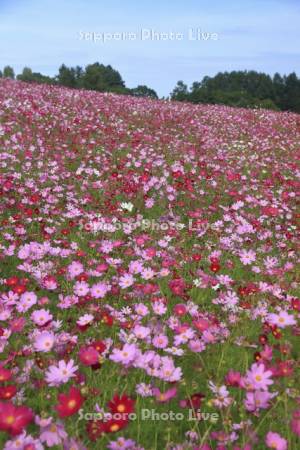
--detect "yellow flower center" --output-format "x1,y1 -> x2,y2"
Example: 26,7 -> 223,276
68,400 -> 76,409
6,416 -> 15,425
117,404 -> 125,412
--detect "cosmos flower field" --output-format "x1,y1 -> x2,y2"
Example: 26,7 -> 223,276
0,78 -> 299,450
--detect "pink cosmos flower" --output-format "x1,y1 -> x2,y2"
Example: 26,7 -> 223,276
159,357 -> 182,382
67,261 -> 84,279
265,432 -> 287,450
73,281 -> 89,297
134,303 -> 149,316
267,310 -> 296,328
135,383 -> 153,397
133,325 -> 151,340
16,291 -> 37,313
34,331 -> 55,352
174,328 -> 195,345
63,438 -> 88,450
244,390 -> 276,412
4,432 -> 44,450
76,314 -> 94,326
188,339 -> 206,353
152,301 -> 167,315
239,249 -> 256,265
152,334 -> 169,349
152,386 -> 177,402
38,418 -> 67,447
110,343 -> 138,366
107,437 -> 137,450
209,382 -> 233,408
141,268 -> 155,280
119,273 -> 135,289
45,359 -> 78,386
90,282 -> 110,299
31,308 -> 53,326
129,261 -> 144,274
244,363 -> 273,391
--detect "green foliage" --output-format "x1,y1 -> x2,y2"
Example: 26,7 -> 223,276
131,85 -> 158,99
55,62 -> 128,93
171,70 -> 300,112
17,67 -> 53,84
3,65 -> 15,79
56,64 -> 77,88
4,63 -> 136,95
170,80 -> 189,102
81,62 -> 125,92
4,64 -> 300,112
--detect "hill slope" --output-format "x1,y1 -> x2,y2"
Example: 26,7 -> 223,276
0,79 -> 299,449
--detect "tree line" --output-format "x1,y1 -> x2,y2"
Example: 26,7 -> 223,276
170,71 -> 300,112
1,65 -> 300,112
0,63 -> 158,99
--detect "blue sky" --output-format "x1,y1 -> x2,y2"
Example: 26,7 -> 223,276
0,0 -> 300,96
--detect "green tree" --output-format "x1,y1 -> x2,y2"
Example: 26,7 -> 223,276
170,81 -> 189,101
131,85 -> 158,99
57,64 -> 77,88
17,67 -> 34,82
3,66 -> 15,79
170,70 -> 300,112
273,73 -> 285,109
17,67 -> 53,84
81,63 -> 125,92
284,73 -> 300,112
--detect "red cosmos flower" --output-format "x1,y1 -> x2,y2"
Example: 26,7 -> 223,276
76,273 -> 89,282
78,346 -> 99,366
192,253 -> 202,261
274,360 -> 294,378
104,418 -> 129,433
5,276 -> 19,287
291,298 -> 300,311
262,206 -> 279,217
193,318 -> 210,332
142,283 -> 158,295
56,386 -> 84,418
92,340 -> 106,354
168,278 -> 186,296
173,303 -> 187,316
12,284 -> 27,295
108,394 -> 135,415
10,317 -> 26,333
0,402 -> 34,436
258,335 -> 268,345
86,420 -> 106,441
100,312 -> 113,326
179,392 -> 205,409
225,370 -> 241,387
0,385 -> 17,400
210,262 -> 220,273
0,367 -> 12,382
